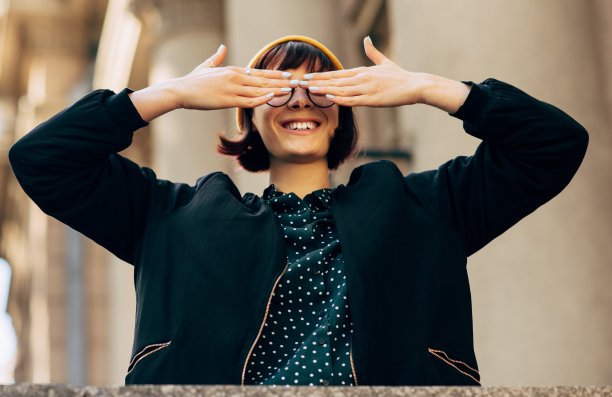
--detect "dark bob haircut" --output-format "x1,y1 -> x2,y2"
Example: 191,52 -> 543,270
217,41 -> 358,172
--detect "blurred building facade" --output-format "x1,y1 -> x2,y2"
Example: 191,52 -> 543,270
0,0 -> 611,386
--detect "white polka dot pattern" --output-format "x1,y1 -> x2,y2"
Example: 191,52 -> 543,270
245,185 -> 354,386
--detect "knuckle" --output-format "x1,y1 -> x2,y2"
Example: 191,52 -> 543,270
228,71 -> 242,82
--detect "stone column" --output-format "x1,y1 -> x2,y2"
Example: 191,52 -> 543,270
388,0 -> 612,385
10,12 -> 90,384
130,0 -> 229,184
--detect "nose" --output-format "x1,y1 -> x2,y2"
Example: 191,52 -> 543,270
287,87 -> 313,110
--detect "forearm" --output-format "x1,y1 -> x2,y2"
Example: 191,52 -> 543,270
128,79 -> 182,122
438,79 -> 588,254
456,79 -> 589,155
416,73 -> 471,114
9,89 -> 145,205
10,89 -> 145,172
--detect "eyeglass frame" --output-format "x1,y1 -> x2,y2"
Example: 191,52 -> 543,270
266,86 -> 335,108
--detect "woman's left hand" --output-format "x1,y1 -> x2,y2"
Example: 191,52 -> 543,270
306,37 -> 470,113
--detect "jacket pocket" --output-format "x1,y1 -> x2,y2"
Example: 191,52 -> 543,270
127,341 -> 171,375
428,347 -> 480,385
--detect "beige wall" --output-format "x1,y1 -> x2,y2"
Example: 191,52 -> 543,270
1,0 -> 610,387
389,0 -> 612,385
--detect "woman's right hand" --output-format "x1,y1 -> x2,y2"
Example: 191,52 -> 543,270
129,45 -> 294,122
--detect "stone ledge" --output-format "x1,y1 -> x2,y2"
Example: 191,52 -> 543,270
1,384 -> 611,397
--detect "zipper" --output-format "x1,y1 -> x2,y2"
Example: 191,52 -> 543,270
428,348 -> 481,385
126,341 -> 171,375
349,341 -> 359,385
241,261 -> 290,385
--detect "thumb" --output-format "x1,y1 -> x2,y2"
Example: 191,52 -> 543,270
205,44 -> 227,67
363,36 -> 389,65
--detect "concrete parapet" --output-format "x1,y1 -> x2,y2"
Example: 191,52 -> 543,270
1,385 -> 611,397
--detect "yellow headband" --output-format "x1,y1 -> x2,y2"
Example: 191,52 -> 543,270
236,35 -> 343,130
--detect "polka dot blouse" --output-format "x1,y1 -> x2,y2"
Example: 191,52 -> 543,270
245,184 -> 355,386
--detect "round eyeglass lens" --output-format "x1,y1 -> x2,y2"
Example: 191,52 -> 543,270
307,91 -> 334,108
267,92 -> 292,107
267,88 -> 334,108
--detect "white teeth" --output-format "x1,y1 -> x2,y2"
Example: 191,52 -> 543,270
285,121 -> 317,130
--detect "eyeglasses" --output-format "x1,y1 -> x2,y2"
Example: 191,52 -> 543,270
267,87 -> 335,108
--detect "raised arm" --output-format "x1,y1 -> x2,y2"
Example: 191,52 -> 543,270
9,45 -> 294,263
9,89 -> 153,264
416,78 -> 589,256
307,37 -> 588,256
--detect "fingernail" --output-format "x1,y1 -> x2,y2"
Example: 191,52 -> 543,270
280,87 -> 292,92
282,72 -> 292,78
290,79 -> 299,85
303,73 -> 314,80
265,93 -> 274,98
299,80 -> 309,86
309,86 -> 320,91
366,36 -> 373,45
217,44 -> 224,52
326,94 -> 335,99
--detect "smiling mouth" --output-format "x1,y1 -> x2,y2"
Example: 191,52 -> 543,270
282,121 -> 320,131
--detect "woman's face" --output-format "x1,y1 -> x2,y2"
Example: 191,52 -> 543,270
252,64 -> 339,166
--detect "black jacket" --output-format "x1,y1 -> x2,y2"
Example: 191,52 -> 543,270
9,79 -> 588,386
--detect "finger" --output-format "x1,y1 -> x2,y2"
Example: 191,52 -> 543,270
201,44 -> 226,68
308,75 -> 362,88
212,44 -> 227,66
363,36 -> 390,66
239,74 -> 295,88
308,85 -> 364,97
237,93 -> 277,108
326,95 -> 369,107
245,68 -> 294,80
236,86 -> 287,98
303,68 -> 362,81
195,45 -> 224,69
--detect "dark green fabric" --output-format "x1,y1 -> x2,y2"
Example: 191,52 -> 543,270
244,185 -> 352,386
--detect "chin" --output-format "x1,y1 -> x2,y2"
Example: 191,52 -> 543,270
290,148 -> 329,161
272,150 -> 327,165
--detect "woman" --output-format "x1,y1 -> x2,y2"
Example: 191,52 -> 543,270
9,36 -> 588,386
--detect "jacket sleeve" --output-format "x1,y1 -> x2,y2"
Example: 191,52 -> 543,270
9,89 -> 161,264
404,78 -> 589,257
